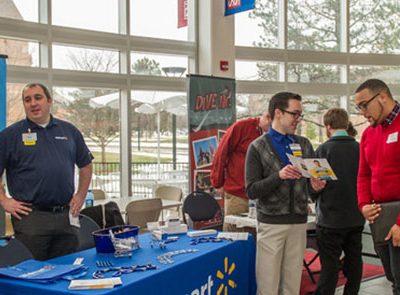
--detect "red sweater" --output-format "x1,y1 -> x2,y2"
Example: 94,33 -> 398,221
358,115 -> 400,225
211,117 -> 261,199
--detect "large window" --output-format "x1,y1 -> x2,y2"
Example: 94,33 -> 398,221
350,66 -> 400,84
235,0 -> 400,145
288,0 -> 340,52
54,87 -> 121,195
130,90 -> 188,196
52,0 -> 119,33
131,52 -> 187,77
0,0 -> 38,22
235,0 -> 279,48
130,0 -> 188,41
350,0 -> 400,54
53,45 -> 119,73
0,38 -> 38,67
287,63 -> 342,83
236,60 -> 280,81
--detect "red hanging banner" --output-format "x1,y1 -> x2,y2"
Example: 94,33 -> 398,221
178,0 -> 188,28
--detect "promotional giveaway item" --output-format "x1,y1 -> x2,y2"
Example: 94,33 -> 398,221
0,260 -> 86,283
92,225 -> 140,255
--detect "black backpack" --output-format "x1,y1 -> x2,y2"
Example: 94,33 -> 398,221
81,201 -> 124,228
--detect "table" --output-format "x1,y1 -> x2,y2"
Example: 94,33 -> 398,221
224,214 -> 317,231
0,233 -> 256,295
94,197 -> 182,221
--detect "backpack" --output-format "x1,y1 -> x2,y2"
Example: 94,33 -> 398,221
81,201 -> 124,228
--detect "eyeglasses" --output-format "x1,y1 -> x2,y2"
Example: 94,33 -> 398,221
280,109 -> 304,120
355,92 -> 380,112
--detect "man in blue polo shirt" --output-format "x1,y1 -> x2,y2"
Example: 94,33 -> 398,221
0,83 -> 93,260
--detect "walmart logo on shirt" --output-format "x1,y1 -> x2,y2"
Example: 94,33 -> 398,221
55,136 -> 68,140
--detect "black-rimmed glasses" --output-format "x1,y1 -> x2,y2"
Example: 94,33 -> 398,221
355,92 -> 380,112
280,109 -> 304,120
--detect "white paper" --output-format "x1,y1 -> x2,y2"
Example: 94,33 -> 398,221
69,213 -> 80,228
69,278 -> 122,290
287,154 -> 338,180
217,232 -> 249,241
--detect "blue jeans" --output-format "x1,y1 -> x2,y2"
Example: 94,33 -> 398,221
375,243 -> 400,295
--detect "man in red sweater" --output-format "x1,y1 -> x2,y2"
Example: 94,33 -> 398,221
211,112 -> 270,231
356,79 -> 400,294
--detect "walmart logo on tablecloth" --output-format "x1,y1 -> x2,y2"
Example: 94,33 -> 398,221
216,257 -> 237,295
187,256 -> 237,295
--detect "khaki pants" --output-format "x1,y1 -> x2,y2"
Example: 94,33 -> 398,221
223,192 -> 249,232
256,222 -> 307,295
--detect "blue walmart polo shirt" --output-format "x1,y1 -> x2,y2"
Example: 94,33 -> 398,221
0,116 -> 93,206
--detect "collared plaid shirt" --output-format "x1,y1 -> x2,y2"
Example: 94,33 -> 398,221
383,101 -> 400,126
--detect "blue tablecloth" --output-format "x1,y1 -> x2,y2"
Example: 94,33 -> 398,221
0,233 -> 256,294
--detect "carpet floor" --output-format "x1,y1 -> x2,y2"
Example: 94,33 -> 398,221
300,251 -> 385,295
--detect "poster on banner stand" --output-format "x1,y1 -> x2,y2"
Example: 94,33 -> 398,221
187,75 -> 236,209
0,54 -> 7,236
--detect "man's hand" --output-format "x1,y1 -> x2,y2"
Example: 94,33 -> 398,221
69,193 -> 85,217
361,203 -> 381,224
310,177 -> 326,192
385,224 -> 400,247
0,198 -> 31,220
279,165 -> 302,180
216,187 -> 224,198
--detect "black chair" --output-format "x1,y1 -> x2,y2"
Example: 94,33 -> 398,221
0,236 -> 33,267
182,191 -> 223,231
303,229 -> 320,284
76,214 -> 100,251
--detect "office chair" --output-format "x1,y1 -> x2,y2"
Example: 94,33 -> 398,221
155,185 -> 183,218
182,191 -> 223,231
125,198 -> 162,232
76,214 -> 101,251
0,236 -> 33,267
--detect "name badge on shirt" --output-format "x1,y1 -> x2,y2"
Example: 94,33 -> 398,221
289,143 -> 302,157
22,132 -> 37,146
387,132 -> 398,144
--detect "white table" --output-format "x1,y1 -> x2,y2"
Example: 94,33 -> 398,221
94,196 -> 182,221
224,214 -> 316,231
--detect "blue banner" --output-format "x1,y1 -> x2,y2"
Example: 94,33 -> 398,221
225,0 -> 255,16
0,56 -> 6,131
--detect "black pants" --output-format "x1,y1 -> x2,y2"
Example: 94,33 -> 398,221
314,225 -> 363,295
374,242 -> 400,295
12,209 -> 78,261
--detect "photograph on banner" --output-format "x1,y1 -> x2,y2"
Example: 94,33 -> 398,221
192,136 -> 218,169
194,170 -> 220,199
217,129 -> 226,142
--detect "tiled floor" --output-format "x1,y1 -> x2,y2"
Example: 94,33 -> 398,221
335,275 -> 392,294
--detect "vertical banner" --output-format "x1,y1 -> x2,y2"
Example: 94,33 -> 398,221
177,0 -> 188,28
225,0 -> 255,16
0,54 -> 7,236
187,75 -> 236,206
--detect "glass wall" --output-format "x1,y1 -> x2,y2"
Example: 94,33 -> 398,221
53,45 -> 119,73
0,0 -> 38,22
52,0 -> 119,33
2,0 -> 194,197
235,0 -> 400,143
130,0 -> 188,41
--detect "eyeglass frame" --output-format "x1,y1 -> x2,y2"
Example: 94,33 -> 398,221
279,108 -> 304,120
355,92 -> 380,112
